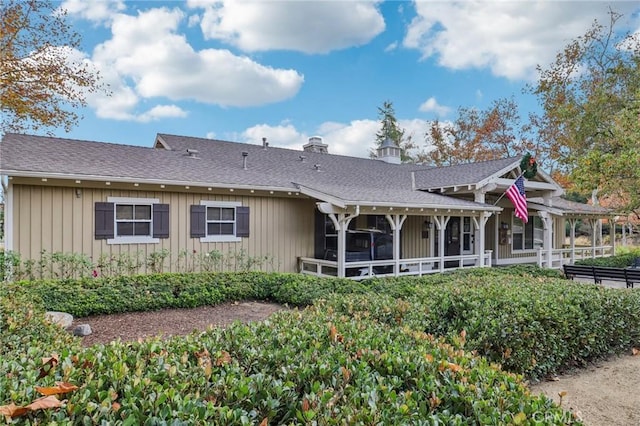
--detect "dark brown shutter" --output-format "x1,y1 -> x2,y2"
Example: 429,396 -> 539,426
236,206 -> 250,237
314,208 -> 325,258
95,202 -> 114,239
190,205 -> 206,238
153,204 -> 169,238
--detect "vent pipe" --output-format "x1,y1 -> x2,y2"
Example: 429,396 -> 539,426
262,137 -> 269,149
242,151 -> 248,170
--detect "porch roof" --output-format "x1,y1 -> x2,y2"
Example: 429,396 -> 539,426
528,197 -> 612,217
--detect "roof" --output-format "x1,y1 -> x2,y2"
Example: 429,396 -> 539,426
0,133 -> 577,214
413,157 -> 521,190
529,196 -> 612,216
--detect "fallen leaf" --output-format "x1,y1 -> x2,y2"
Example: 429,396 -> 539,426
0,403 -> 29,418
35,382 -> 78,396
215,351 -> 231,366
26,396 -> 62,411
632,348 -> 639,356
38,354 -> 60,379
558,391 -> 567,398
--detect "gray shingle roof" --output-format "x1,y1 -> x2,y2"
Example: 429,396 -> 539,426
413,157 -> 521,190
0,133 -> 511,211
529,196 -> 612,215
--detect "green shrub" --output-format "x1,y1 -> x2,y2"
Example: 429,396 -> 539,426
0,298 -> 579,424
575,249 -> 640,267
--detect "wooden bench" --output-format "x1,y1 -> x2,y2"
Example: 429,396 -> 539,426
563,264 -> 640,288
562,264 -> 595,281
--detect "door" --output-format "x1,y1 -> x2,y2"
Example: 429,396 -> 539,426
435,217 -> 461,267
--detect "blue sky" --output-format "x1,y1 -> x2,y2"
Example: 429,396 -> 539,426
53,0 -> 640,158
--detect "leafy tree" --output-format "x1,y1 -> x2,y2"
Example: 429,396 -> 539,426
1,0 -> 106,134
372,100 -> 417,163
421,97 -> 533,166
528,10 -> 640,215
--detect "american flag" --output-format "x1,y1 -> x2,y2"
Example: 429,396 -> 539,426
506,176 -> 528,223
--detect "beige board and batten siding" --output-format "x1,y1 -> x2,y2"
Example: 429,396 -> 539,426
11,183 -> 316,273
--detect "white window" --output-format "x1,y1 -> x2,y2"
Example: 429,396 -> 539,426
107,197 -> 160,244
200,201 -> 241,242
512,216 -> 544,251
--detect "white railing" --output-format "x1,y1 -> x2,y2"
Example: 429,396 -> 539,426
298,250 -> 493,280
537,246 -> 614,269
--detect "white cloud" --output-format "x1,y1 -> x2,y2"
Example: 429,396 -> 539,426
85,6 -> 303,121
419,97 -> 451,117
60,0 -> 125,24
384,41 -> 399,52
189,0 -> 385,53
230,118 -> 433,159
137,105 -> 188,123
403,1 -> 639,81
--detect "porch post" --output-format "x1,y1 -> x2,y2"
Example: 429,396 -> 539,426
622,219 -> 626,246
433,215 -> 450,272
385,214 -> 407,276
589,218 -> 597,258
331,212 -> 358,278
539,211 -> 553,268
473,212 -> 492,267
568,218 -> 577,264
611,216 -> 618,255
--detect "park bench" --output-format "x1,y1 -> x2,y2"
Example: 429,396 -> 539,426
563,264 -> 640,288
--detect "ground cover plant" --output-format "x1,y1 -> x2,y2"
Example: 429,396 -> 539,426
2,266 -> 639,424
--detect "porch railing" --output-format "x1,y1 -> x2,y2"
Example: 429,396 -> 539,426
298,250 -> 493,280
536,245 -> 613,269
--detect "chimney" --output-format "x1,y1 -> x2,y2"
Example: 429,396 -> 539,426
303,136 -> 328,154
242,151 -> 248,170
262,137 -> 269,149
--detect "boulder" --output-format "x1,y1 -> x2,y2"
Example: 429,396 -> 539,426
72,324 -> 92,336
45,311 -> 73,329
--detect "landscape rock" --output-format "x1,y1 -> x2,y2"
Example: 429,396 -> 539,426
45,311 -> 73,329
72,324 -> 92,336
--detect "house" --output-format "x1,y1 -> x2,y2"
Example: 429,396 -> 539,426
0,133 -> 613,279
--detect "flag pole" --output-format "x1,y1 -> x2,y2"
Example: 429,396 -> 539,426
492,172 -> 525,206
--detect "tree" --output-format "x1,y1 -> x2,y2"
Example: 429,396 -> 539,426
1,0 -> 106,134
372,100 -> 417,163
529,9 -> 640,215
421,97 -> 534,166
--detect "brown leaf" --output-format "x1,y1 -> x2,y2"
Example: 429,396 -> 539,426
302,398 -> 310,412
26,395 -> 62,411
329,324 -> 338,342
632,347 -> 639,356
558,391 -> 568,398
215,351 -> 231,366
38,354 -> 59,379
35,382 -> 78,396
259,418 -> 268,426
0,403 -> 29,418
341,366 -> 351,382
112,402 -> 121,411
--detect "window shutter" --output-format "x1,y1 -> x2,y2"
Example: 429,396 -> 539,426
95,202 -> 114,239
236,206 -> 250,237
190,205 -> 206,238
314,209 -> 325,259
153,204 -> 170,238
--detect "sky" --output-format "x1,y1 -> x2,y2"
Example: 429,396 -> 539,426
50,0 -> 640,158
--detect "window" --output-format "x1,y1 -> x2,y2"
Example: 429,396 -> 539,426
191,201 -> 249,242
95,197 -> 169,244
512,216 -> 544,251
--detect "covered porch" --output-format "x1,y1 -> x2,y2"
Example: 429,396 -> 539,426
299,202 -> 499,279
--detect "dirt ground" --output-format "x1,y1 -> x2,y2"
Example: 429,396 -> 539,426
71,303 -> 640,425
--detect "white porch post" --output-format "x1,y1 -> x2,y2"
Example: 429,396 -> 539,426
568,218 -> 577,264
611,216 -> 618,255
538,211 -> 553,268
330,212 -> 357,278
622,220 -> 627,246
494,214 -> 500,265
473,212 -> 492,267
589,218 -> 597,258
385,214 -> 407,275
433,215 -> 450,272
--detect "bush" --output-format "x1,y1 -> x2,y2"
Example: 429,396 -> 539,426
1,294 -> 579,424
575,249 -> 640,267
